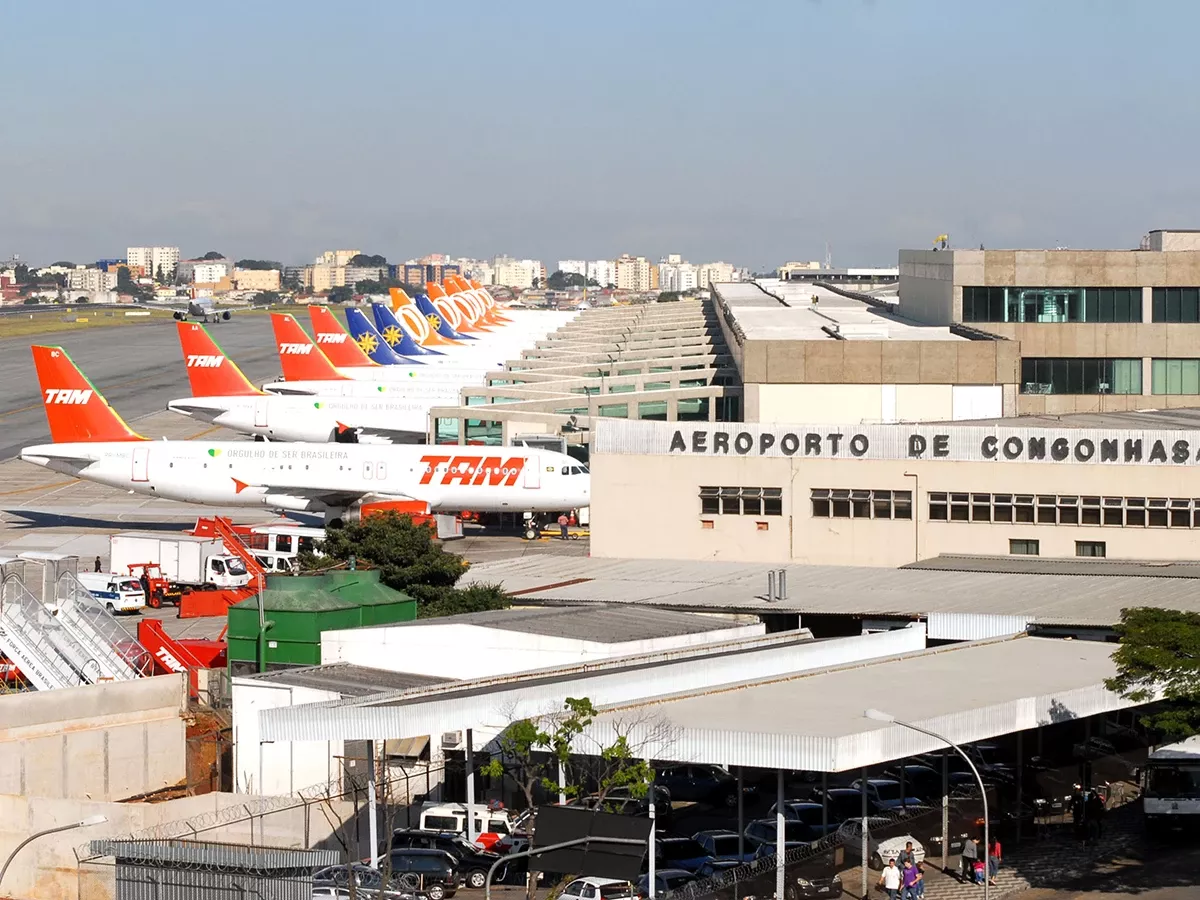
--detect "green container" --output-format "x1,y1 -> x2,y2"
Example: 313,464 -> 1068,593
227,571 -> 416,671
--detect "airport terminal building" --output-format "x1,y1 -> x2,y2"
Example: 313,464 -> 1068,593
590,414 -> 1200,566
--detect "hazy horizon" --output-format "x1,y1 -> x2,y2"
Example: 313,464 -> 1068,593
4,0 -> 1198,271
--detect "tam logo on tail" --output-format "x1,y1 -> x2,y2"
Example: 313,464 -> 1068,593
44,388 -> 94,405
186,355 -> 224,368
280,343 -> 313,355
316,333 -> 347,344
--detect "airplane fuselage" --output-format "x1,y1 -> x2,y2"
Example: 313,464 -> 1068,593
21,441 -> 590,516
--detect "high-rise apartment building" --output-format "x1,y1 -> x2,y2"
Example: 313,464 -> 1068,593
658,254 -> 699,293
557,260 -> 588,277
697,261 -> 736,289
587,260 -> 617,287
615,255 -> 654,292
492,257 -> 545,289
192,262 -> 229,284
66,268 -> 118,292
126,246 -> 179,280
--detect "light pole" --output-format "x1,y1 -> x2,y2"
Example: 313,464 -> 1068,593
865,708 -> 989,899
0,815 -> 107,890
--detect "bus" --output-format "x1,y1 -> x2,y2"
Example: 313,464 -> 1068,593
1142,735 -> 1200,834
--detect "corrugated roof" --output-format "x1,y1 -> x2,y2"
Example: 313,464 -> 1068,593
906,554 -> 1200,579
941,407 -> 1200,431
240,663 -> 452,696
363,604 -> 757,643
462,556 -> 1200,626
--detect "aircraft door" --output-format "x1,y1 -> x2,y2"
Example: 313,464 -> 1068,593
254,398 -> 269,428
522,455 -> 540,489
131,445 -> 150,482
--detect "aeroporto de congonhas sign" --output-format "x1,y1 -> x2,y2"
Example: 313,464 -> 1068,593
593,419 -> 1200,466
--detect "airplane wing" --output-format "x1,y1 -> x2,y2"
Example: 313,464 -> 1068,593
231,478 -> 420,507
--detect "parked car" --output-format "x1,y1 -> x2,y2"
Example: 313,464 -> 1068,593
807,787 -> 871,822
558,877 -> 638,900
312,888 -> 352,900
385,849 -> 459,900
850,778 -> 924,812
691,829 -> 756,865
417,803 -> 513,851
654,836 -> 713,874
312,864 -> 425,900
766,801 -> 840,837
885,763 -> 981,799
743,818 -> 822,851
570,786 -> 674,828
835,818 -> 925,869
636,869 -> 695,897
655,764 -> 750,808
389,830 -> 506,889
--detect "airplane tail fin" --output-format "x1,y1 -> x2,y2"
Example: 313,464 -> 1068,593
31,345 -> 146,443
308,305 -> 377,368
269,313 -> 348,381
343,307 -> 419,365
429,281 -> 489,333
414,292 -> 472,341
370,303 -> 443,357
176,322 -> 262,397
389,287 -> 414,310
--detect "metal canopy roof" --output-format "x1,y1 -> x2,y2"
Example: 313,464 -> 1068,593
239,663 -> 453,696
462,556 -> 1200,627
582,635 -> 1129,773
258,627 -> 922,744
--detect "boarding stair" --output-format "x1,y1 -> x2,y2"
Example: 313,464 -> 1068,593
0,559 -> 91,690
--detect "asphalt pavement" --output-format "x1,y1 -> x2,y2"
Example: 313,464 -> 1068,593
0,315 -> 284,459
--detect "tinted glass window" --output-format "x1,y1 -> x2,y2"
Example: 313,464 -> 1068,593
425,815 -> 460,831
710,836 -> 740,855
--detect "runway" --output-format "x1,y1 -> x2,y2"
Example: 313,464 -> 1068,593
0,315 -> 284,459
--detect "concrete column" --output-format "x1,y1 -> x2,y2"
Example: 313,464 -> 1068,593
737,767 -> 745,861
861,769 -> 869,899
1016,732 -> 1024,843
367,740 -> 378,868
821,772 -> 828,836
776,769 -> 785,900
648,766 -> 657,899
465,729 -> 476,845
1142,286 -> 1154,324
941,751 -> 949,872
1142,357 -> 1153,396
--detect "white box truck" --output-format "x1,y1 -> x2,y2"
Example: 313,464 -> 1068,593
109,533 -> 251,590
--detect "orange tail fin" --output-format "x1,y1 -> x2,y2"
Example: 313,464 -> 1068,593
31,345 -> 146,442
269,313 -> 348,381
176,322 -> 262,396
308,305 -> 376,368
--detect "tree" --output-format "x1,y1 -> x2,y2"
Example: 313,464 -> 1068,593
282,270 -> 302,292
251,291 -> 281,307
13,264 -> 29,284
115,265 -> 136,293
200,250 -> 225,260
236,259 -> 282,270
301,511 -> 510,617
51,260 -> 75,268
155,264 -> 166,284
657,291 -> 680,303
22,296 -> 40,305
326,285 -> 354,304
349,253 -> 387,267
355,279 -> 387,295
1107,607 -> 1200,739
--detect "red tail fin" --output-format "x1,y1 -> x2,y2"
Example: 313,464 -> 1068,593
269,313 -> 347,381
307,306 -> 376,368
31,345 -> 146,442
176,322 -> 262,396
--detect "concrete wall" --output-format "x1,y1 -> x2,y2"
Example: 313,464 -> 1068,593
231,679 -> 343,796
0,675 -> 187,803
897,250 -> 957,324
321,620 -> 763,679
747,383 -> 1002,424
591,452 -> 1200,566
1,790 -> 357,900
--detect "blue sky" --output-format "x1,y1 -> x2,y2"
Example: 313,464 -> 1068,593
3,0 -> 1198,270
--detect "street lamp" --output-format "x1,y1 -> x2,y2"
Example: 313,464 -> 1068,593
864,708 -> 989,899
0,815 -> 108,890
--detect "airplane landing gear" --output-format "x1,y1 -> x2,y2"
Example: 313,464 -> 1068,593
523,515 -> 543,541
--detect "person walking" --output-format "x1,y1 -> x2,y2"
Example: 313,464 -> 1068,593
900,859 -> 920,900
557,513 -> 570,540
1085,789 -> 1106,844
896,841 -> 917,869
960,836 -> 977,883
987,836 -> 1002,886
94,555 -> 102,573
878,857 -> 902,900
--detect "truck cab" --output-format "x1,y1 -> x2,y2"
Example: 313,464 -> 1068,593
78,572 -> 147,614
207,555 -> 250,588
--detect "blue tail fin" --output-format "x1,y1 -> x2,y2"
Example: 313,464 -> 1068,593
371,303 -> 444,357
344,307 -> 420,365
414,293 -> 474,341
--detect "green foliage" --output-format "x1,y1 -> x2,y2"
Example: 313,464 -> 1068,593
349,253 -> 388,267
282,270 -> 302,291
13,264 -> 29,283
302,511 -> 509,617
200,251 -> 225,260
251,291 -> 281,307
22,296 -> 40,305
354,279 -> 388,295
326,285 -> 354,304
236,259 -> 282,270
115,265 -> 136,293
657,291 -> 680,303
1106,606 -> 1200,739
546,271 -> 598,290
51,260 -> 75,268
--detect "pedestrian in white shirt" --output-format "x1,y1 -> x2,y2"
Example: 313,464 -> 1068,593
878,857 -> 902,900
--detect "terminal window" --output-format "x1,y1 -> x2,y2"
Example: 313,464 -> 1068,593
699,486 -> 782,516
811,489 -> 912,520
1009,539 -> 1040,556
1151,359 -> 1200,395
1151,287 -> 1200,323
962,286 -> 1141,324
1076,541 -> 1107,558
929,492 -> 1200,528
1019,357 -> 1141,394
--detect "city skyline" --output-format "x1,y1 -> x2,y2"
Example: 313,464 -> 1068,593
3,1 -> 1198,268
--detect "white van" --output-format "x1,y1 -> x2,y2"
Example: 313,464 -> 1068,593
418,803 -> 513,850
78,572 -> 147,614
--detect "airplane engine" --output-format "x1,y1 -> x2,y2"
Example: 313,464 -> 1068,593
173,311 -> 185,320
324,495 -> 431,528
222,310 -> 232,321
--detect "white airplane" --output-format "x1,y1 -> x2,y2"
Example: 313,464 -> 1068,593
168,321 -> 450,443
21,345 -> 590,527
157,296 -> 235,323
264,312 -> 490,394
